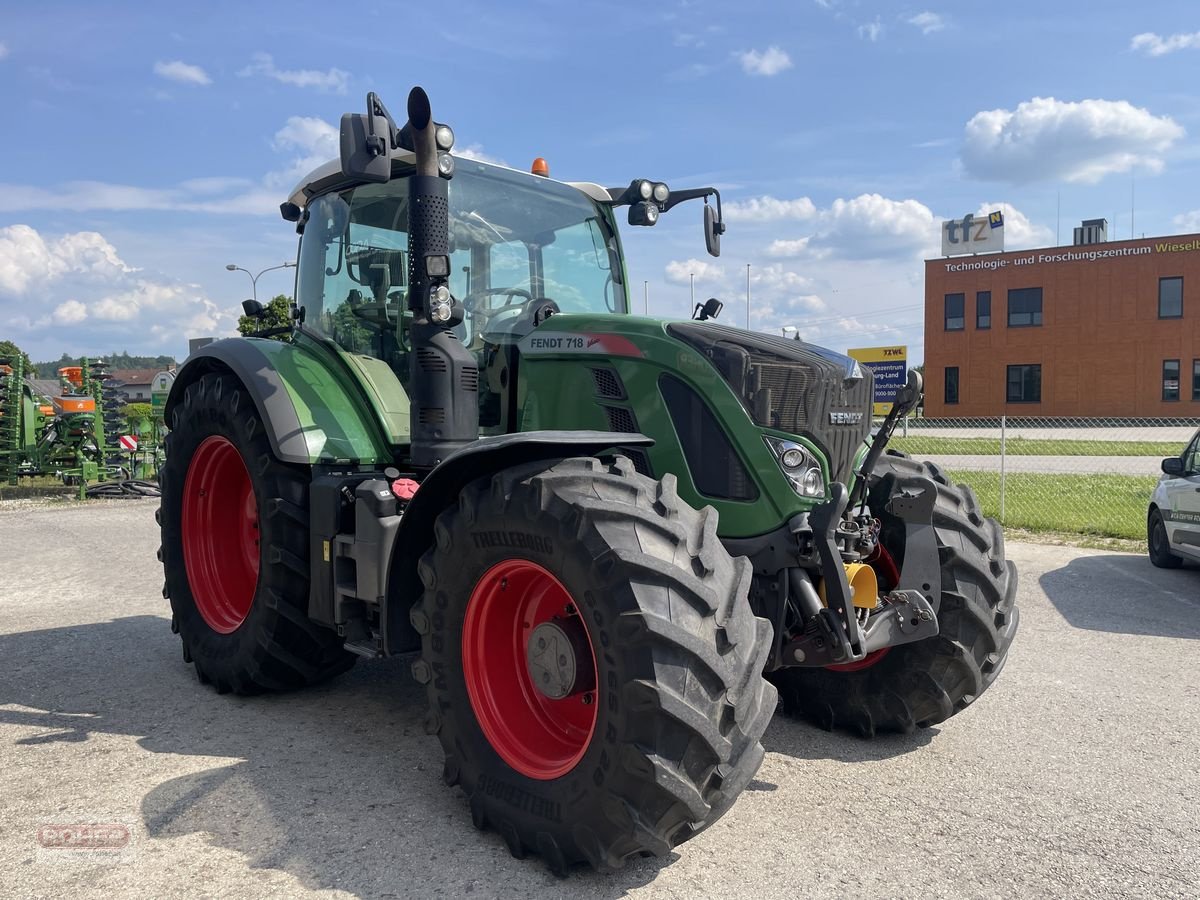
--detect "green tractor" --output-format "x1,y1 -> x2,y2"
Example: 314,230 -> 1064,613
159,88 -> 1018,873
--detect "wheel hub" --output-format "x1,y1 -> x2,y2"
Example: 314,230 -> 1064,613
526,620 -> 588,699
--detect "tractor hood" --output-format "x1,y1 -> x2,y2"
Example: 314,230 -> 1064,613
666,322 -> 873,484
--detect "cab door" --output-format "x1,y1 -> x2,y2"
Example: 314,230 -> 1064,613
1166,433 -> 1200,560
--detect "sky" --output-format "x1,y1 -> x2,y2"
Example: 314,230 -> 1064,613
2,0 -> 1200,365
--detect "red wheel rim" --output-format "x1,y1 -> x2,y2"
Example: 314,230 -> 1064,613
462,560 -> 598,780
181,435 -> 259,634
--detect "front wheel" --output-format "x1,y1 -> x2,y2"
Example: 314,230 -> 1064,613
411,456 -> 777,873
1148,509 -> 1183,569
771,452 -> 1019,737
159,372 -> 355,694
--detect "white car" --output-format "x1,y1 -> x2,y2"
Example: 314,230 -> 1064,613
1148,428 -> 1200,568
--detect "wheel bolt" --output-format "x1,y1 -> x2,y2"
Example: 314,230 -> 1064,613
582,693 -> 594,705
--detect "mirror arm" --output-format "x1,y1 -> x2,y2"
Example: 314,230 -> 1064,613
365,91 -> 400,155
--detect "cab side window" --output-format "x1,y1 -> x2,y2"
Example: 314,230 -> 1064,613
1185,435 -> 1200,474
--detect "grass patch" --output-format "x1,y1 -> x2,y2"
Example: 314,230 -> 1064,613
946,470 -> 1157,540
891,436 -> 1179,457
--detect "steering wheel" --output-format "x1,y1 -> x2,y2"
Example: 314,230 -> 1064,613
463,287 -> 535,321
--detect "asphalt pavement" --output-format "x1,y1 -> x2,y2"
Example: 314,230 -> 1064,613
1,499 -> 1198,899
919,454 -> 1164,476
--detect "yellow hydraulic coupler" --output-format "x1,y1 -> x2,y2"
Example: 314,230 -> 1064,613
818,562 -> 879,610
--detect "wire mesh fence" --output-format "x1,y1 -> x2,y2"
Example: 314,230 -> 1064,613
885,416 -> 1199,540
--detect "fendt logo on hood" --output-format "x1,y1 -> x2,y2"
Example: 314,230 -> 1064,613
829,411 -> 864,425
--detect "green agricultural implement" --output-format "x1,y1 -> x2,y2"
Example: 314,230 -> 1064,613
0,352 -> 148,492
159,87 -> 1018,873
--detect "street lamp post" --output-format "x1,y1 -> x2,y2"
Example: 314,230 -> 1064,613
690,272 -> 695,317
225,261 -> 297,304
643,280 -> 649,315
745,263 -> 751,330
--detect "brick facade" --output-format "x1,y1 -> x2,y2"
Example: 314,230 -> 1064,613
923,233 -> 1200,417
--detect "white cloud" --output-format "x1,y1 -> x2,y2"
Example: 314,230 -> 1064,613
737,46 -> 793,77
906,12 -> 945,34
0,42 -> 8,60
1131,31 -> 1200,56
52,300 -> 88,324
972,203 -> 1052,249
1,225 -> 241,360
0,225 -> 135,294
858,17 -> 884,41
724,195 -> 817,222
962,96 -> 1185,183
815,194 -> 938,258
1173,209 -> 1200,232
239,53 -> 349,93
153,60 -> 211,86
665,258 -> 725,284
458,144 -> 509,167
766,237 -> 817,258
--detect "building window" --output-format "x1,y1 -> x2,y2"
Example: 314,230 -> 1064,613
1163,359 -> 1180,402
945,367 -> 959,405
1006,364 -> 1041,403
1193,360 -> 1200,402
1159,277 -> 1183,319
944,293 -> 964,330
1007,287 -> 1043,327
976,291 -> 991,329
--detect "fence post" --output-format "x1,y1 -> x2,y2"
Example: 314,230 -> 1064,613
999,414 -> 1007,524
902,414 -> 908,438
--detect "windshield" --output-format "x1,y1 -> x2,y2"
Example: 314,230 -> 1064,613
296,160 -> 626,361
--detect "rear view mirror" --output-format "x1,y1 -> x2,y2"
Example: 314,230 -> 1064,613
1162,457 -> 1185,476
340,112 -> 392,184
704,204 -> 723,257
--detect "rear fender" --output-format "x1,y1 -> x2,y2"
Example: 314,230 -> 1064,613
383,430 -> 652,654
165,338 -> 392,465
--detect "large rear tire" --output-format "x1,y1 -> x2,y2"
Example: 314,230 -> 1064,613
411,456 -> 777,873
771,452 -> 1019,737
159,372 -> 355,694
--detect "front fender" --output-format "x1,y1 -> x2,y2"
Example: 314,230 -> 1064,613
165,338 -> 392,465
383,430 -> 653,653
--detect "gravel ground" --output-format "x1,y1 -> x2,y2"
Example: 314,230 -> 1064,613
1,499 -> 1198,899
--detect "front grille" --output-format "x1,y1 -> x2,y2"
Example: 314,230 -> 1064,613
667,322 -> 872,483
659,374 -> 758,502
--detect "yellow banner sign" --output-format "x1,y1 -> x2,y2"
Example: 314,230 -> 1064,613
848,346 -> 907,416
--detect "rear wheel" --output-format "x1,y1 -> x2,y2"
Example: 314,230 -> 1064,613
159,372 -> 355,694
771,452 -> 1019,737
1148,508 -> 1182,569
412,456 -> 777,873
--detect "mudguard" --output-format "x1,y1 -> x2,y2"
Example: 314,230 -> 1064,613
383,430 -> 653,653
165,338 -> 393,465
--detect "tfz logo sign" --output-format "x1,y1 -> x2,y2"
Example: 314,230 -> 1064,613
942,211 -> 1004,256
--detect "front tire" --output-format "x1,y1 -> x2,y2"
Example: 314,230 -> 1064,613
412,456 -> 777,873
772,452 -> 1019,737
159,372 -> 355,694
1148,508 -> 1182,569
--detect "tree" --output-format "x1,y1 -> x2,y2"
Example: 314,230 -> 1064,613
237,294 -> 293,340
0,340 -> 34,373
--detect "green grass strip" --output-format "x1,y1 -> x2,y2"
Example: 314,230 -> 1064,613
946,470 -> 1158,540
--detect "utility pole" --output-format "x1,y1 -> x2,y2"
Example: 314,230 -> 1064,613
745,264 -> 751,330
643,280 -> 648,315
689,272 -> 695,317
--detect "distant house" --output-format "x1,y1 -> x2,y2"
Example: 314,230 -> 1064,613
107,369 -> 161,401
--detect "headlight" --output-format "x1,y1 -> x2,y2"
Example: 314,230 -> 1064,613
637,179 -> 653,200
764,436 -> 825,498
652,182 -> 669,203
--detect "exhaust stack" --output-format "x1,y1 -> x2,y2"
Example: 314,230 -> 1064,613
403,87 -> 479,468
